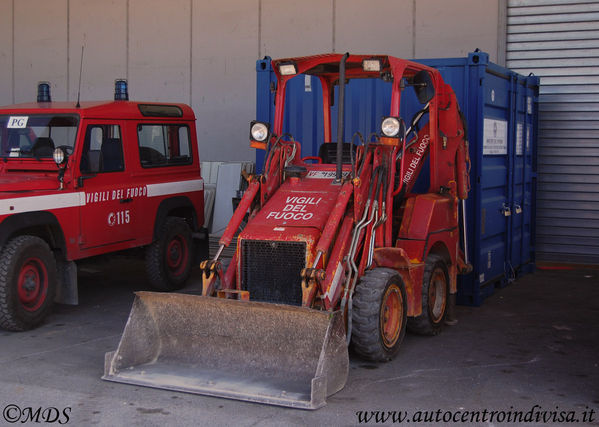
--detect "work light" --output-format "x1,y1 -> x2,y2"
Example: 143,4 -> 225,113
278,62 -> 297,76
53,147 -> 66,165
362,58 -> 382,72
250,121 -> 269,142
381,116 -> 402,138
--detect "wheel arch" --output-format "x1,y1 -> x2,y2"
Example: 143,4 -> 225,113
427,241 -> 451,266
152,196 -> 200,241
0,212 -> 67,257
426,240 -> 456,294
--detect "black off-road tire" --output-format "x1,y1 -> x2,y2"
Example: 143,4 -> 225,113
0,236 -> 57,331
408,254 -> 449,336
145,217 -> 193,291
350,268 -> 407,362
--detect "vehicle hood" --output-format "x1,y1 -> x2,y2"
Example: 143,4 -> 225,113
0,173 -> 59,193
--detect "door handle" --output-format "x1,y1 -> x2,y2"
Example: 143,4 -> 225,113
119,198 -> 133,204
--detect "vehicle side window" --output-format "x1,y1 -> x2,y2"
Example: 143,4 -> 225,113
137,124 -> 192,167
80,125 -> 124,173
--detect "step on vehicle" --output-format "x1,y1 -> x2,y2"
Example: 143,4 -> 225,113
105,54 -> 472,409
0,81 -> 207,331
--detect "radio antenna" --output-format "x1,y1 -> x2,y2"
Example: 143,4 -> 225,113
76,45 -> 84,108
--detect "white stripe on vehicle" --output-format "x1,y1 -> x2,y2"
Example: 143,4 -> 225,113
0,192 -> 86,215
146,179 -> 204,197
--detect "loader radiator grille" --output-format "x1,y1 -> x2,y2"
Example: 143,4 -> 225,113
241,240 -> 306,306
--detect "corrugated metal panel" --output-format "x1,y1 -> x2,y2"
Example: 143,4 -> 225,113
507,0 -> 599,264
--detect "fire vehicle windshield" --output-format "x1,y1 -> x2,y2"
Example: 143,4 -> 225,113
0,114 -> 79,160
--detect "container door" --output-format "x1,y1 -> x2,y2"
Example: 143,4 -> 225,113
508,76 -> 538,276
478,71 -> 512,288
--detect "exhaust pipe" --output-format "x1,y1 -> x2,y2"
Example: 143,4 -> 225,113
335,52 -> 350,182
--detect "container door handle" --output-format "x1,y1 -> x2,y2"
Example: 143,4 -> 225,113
501,203 -> 511,217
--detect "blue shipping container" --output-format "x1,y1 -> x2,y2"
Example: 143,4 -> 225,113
255,51 -> 539,305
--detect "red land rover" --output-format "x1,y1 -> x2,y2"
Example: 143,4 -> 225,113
0,81 -> 207,331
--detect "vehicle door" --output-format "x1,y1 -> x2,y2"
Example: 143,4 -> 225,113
78,121 -> 139,249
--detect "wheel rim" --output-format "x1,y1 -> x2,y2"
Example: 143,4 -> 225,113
428,267 -> 448,323
17,257 -> 48,312
166,235 -> 188,276
380,284 -> 403,349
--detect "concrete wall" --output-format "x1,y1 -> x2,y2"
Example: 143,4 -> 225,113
0,0 -> 504,162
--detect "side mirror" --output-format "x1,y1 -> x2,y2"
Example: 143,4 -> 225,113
413,71 -> 435,104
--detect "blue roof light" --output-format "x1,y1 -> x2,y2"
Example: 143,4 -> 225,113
37,82 -> 51,103
114,79 -> 129,101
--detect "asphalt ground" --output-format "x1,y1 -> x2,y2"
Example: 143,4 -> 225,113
1,255 -> 598,426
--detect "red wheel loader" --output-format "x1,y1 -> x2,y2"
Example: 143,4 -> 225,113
104,53 -> 472,409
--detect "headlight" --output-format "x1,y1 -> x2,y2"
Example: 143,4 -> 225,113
250,121 -> 269,142
53,147 -> 66,165
381,117 -> 401,138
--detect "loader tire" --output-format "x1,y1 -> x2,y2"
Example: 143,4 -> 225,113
145,217 -> 193,291
0,236 -> 57,331
408,254 -> 448,336
351,268 -> 407,362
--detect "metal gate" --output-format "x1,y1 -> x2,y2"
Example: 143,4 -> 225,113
507,0 -> 599,264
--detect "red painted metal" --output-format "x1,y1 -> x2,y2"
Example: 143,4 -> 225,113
316,181 -> 353,255
381,283 -> 402,348
17,257 -> 48,312
220,179 -> 260,247
322,215 -> 354,309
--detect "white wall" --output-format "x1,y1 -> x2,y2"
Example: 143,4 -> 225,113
0,0 -> 504,162
192,0 -> 259,161
68,0 -> 127,101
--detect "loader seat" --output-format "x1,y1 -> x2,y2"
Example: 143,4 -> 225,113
318,142 -> 356,164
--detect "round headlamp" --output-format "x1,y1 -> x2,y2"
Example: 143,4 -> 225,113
53,147 -> 66,165
381,117 -> 402,138
250,121 -> 269,142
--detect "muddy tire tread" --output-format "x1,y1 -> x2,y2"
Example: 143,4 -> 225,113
351,268 -> 407,362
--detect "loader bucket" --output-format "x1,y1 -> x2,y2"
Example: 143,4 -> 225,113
103,291 -> 348,409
